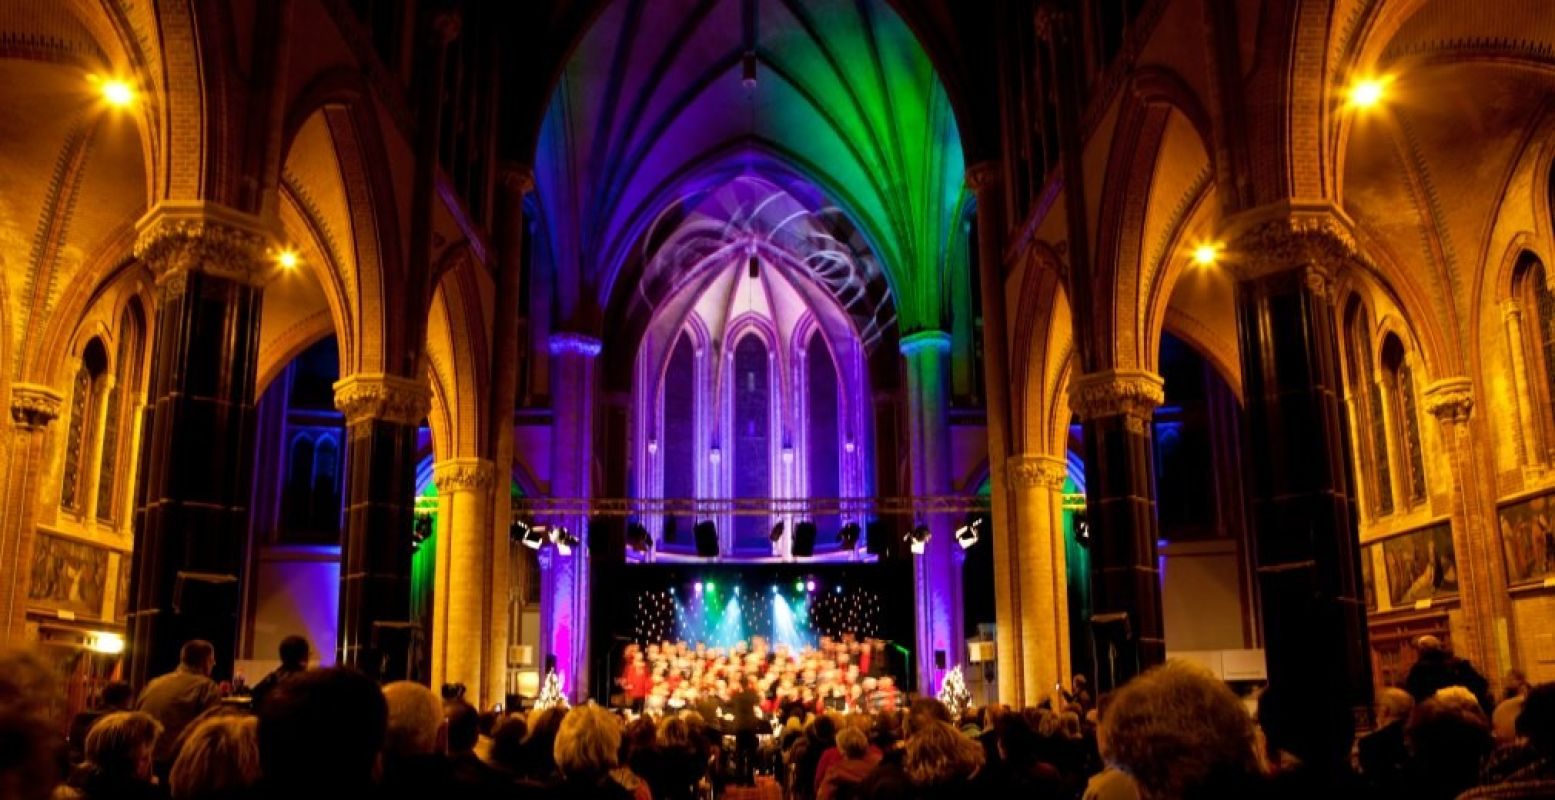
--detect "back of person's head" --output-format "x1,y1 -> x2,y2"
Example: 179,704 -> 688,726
100,681 -> 134,709
1416,635 -> 1444,654
812,712 -> 838,743
903,720 -> 984,786
658,715 -> 691,749
1406,696 -> 1493,796
836,726 -> 869,760
554,706 -> 620,781
85,711 -> 162,778
180,640 -> 215,672
488,715 -> 529,772
0,648 -> 65,800
258,666 -> 387,792
1376,687 -> 1415,727
1518,682 -> 1555,754
277,636 -> 309,668
1433,685 -> 1486,720
907,697 -> 951,732
382,681 -> 444,758
1103,660 -> 1260,800
169,715 -> 258,799
445,699 -> 480,754
620,715 -> 656,762
997,711 -> 1041,766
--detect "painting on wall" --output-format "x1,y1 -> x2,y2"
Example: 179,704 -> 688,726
1498,492 -> 1555,584
1362,546 -> 1378,613
1381,523 -> 1458,607
27,533 -> 108,618
115,556 -> 131,621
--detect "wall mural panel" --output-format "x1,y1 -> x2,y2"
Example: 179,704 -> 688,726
1498,492 -> 1555,585
1381,522 -> 1458,607
27,533 -> 109,617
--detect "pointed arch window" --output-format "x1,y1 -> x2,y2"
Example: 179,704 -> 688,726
732,334 -> 771,553
662,333 -> 697,545
1514,255 -> 1555,461
1381,334 -> 1428,507
807,333 -> 842,537
1343,299 -> 1392,516
96,303 -> 146,524
61,340 -> 109,513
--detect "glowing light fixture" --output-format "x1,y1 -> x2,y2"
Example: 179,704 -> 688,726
905,523 -> 931,555
88,632 -> 125,655
1347,76 -> 1389,109
955,516 -> 984,550
99,77 -> 135,108
794,580 -> 804,592
1192,242 -> 1221,266
806,580 -> 816,592
695,582 -> 704,593
276,248 -> 300,270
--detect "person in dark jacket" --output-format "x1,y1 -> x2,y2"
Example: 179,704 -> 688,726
68,681 -> 134,764
248,636 -> 310,713
1405,636 -> 1491,711
1357,688 -> 1414,795
255,667 -> 386,799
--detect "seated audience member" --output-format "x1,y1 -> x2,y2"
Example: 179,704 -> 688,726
137,640 -> 221,773
487,715 -> 529,775
517,706 -> 568,783
613,715 -> 656,800
901,718 -> 985,796
986,711 -> 1063,798
819,727 -> 880,800
1082,693 -> 1139,800
793,713 -> 838,799
541,705 -> 634,799
168,715 -> 259,800
1102,660 -> 1264,800
69,681 -> 134,763
248,637 -> 309,713
0,649 -> 67,800
255,667 -> 387,798
644,715 -> 706,800
381,681 -> 451,800
815,718 -> 880,795
1494,696 -> 1527,745
1358,687 -> 1415,794
445,699 -> 506,799
1461,682 -> 1555,798
67,711 -> 166,800
1405,694 -> 1493,800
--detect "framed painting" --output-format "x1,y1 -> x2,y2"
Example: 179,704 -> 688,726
1498,492 -> 1555,585
1381,522 -> 1457,607
28,533 -> 109,618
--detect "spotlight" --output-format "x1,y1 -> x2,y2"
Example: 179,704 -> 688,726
905,523 -> 931,556
806,580 -> 816,592
695,582 -> 704,594
706,582 -> 715,592
838,521 -> 861,549
97,77 -> 135,108
626,522 -> 652,553
518,523 -> 546,550
412,513 -> 434,548
770,521 -> 785,544
772,585 -> 779,595
88,632 -> 125,655
549,526 -> 578,556
1192,243 -> 1220,266
276,248 -> 300,270
955,515 -> 984,550
795,580 -> 804,592
1347,76 -> 1389,109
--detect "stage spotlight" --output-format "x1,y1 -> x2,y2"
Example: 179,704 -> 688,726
838,521 -> 861,549
806,580 -> 816,592
706,582 -> 716,592
550,526 -> 579,556
695,582 -> 703,593
955,515 -> 984,550
772,585 -> 779,594
626,522 -> 652,553
794,580 -> 804,592
412,514 -> 433,549
905,522 -> 931,555
518,522 -> 546,550
770,521 -> 785,544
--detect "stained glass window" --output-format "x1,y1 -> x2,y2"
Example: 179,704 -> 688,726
1344,299 -> 1392,516
60,365 -> 91,511
732,335 -> 770,553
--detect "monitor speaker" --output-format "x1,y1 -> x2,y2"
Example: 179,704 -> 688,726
694,521 -> 719,557
791,521 -> 817,557
934,650 -> 947,670
865,520 -> 892,557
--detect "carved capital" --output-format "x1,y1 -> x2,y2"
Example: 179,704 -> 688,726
1501,299 -> 1522,324
964,162 -> 1003,193
1068,369 -> 1164,423
332,373 -> 432,426
548,332 -> 603,358
1227,205 -> 1361,280
134,202 -> 277,290
498,163 -> 535,195
1006,454 -> 1068,491
9,383 -> 64,430
1423,377 -> 1474,423
433,457 -> 495,494
899,330 -> 952,357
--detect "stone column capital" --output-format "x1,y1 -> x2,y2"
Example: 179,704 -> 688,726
1006,454 -> 1069,491
1501,298 -> 1523,322
134,202 -> 279,295
1423,377 -> 1474,423
9,383 -> 64,430
548,332 -> 603,358
497,163 -> 535,194
332,373 -> 432,426
964,162 -> 1003,192
433,457 -> 496,494
1068,369 -> 1164,422
899,330 -> 952,357
1225,203 -> 1363,281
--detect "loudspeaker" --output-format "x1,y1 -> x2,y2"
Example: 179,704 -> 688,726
544,654 -> 557,674
589,517 -> 625,562
791,521 -> 817,557
663,517 -> 679,543
694,521 -> 719,557
934,650 -> 947,670
865,520 -> 892,557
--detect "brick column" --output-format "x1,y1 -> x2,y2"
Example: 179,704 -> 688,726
901,330 -> 961,692
430,457 -> 494,697
1070,369 -> 1166,691
333,373 -> 429,681
127,203 -> 272,686
1233,214 -> 1373,775
1006,454 -> 1071,702
1424,378 -> 1514,685
0,384 -> 64,643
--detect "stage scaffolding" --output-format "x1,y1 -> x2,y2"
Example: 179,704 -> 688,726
508,495 -> 991,517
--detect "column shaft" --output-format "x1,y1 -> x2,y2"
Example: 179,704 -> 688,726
1007,455 -> 1071,701
432,458 -> 494,695
1,386 -> 64,643
902,331 -> 960,692
545,333 -> 599,700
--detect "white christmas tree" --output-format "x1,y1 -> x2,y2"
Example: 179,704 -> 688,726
937,666 -> 971,717
535,668 -> 570,710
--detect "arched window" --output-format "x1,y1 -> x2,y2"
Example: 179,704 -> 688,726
311,435 -> 341,534
283,434 -> 316,533
96,303 -> 146,523
1513,254 -> 1555,461
732,334 -> 770,553
807,333 -> 842,537
1381,333 -> 1428,507
662,333 -> 697,548
1343,299 -> 1392,516
61,340 -> 109,512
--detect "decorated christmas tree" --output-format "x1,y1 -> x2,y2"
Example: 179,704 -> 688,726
535,668 -> 570,710
937,665 -> 971,717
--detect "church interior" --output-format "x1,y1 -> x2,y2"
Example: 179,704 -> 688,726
5,0 -> 1555,793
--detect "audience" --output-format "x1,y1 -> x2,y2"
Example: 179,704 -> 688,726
1407,635 -> 1492,712
68,681 -> 133,764
248,637 -> 310,713
137,640 -> 222,773
16,635 -> 1555,800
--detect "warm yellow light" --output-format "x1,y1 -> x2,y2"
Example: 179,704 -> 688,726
1193,243 -> 1221,266
1348,77 -> 1387,109
276,249 -> 300,269
100,79 -> 135,108
88,632 -> 125,655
